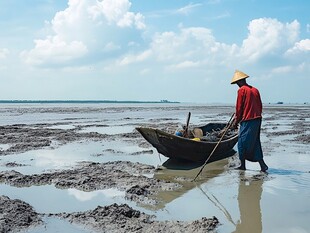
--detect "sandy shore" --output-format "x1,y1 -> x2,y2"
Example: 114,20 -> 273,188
0,104 -> 309,232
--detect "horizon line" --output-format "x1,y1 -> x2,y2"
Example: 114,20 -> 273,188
0,99 -> 181,104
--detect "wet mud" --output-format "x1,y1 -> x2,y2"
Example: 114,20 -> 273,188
0,195 -> 43,233
263,107 -> 310,144
50,203 -> 219,233
0,124 -> 108,156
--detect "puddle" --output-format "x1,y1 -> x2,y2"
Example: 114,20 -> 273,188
0,184 -> 129,214
0,141 -> 105,174
0,143 -> 11,151
0,141 -> 163,174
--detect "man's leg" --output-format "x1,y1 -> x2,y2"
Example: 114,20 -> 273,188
259,159 -> 268,172
236,159 -> 246,170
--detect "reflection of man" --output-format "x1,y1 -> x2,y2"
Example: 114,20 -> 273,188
231,70 -> 268,172
233,174 -> 263,233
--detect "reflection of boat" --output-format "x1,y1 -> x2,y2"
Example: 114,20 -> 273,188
155,158 -> 232,180
136,123 -> 238,162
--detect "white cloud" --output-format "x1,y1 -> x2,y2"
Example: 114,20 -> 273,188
167,60 -> 201,71
213,12 -> 230,20
114,26 -> 241,74
103,42 -> 121,52
285,39 -> 310,55
113,27 -> 233,72
118,12 -> 145,29
176,3 -> 202,15
68,188 -> 124,201
271,66 -> 293,74
111,17 -> 307,77
21,0 -> 145,67
0,48 -> 9,59
240,18 -> 300,61
139,68 -> 150,75
297,62 -> 307,71
89,0 -> 145,29
150,27 -> 218,62
271,62 -> 308,77
20,36 -> 88,66
146,26 -> 240,70
118,49 -> 152,65
207,0 -> 221,4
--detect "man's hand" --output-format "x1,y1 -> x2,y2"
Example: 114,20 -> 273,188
230,119 -> 238,129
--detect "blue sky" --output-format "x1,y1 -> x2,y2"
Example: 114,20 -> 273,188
0,0 -> 309,103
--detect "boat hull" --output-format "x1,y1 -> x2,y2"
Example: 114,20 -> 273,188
136,123 -> 238,163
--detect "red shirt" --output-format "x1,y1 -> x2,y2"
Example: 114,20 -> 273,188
235,85 -> 262,123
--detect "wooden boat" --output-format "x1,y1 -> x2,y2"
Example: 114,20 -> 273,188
136,123 -> 238,163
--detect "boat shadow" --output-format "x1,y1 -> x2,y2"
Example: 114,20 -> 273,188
161,158 -> 204,170
161,149 -> 237,171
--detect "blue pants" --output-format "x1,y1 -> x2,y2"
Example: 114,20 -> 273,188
238,118 -> 263,162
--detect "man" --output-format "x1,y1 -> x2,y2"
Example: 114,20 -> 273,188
231,70 -> 268,172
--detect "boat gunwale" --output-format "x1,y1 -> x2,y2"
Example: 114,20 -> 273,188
136,126 -> 238,144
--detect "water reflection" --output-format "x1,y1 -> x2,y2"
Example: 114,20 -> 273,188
0,184 -> 130,214
153,158 -> 229,210
197,185 -> 236,227
233,172 -> 264,233
67,188 -> 125,201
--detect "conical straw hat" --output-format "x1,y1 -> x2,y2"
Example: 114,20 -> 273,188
231,70 -> 249,84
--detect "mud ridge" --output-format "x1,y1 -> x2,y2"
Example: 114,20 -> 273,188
50,203 -> 219,233
0,195 -> 43,233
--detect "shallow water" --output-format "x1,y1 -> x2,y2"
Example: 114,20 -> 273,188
154,161 -> 310,233
0,103 -> 309,233
0,184 -> 128,213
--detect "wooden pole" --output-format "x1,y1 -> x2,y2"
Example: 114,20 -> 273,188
183,112 -> 191,138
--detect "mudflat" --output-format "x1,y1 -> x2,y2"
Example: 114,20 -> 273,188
0,104 -> 309,232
